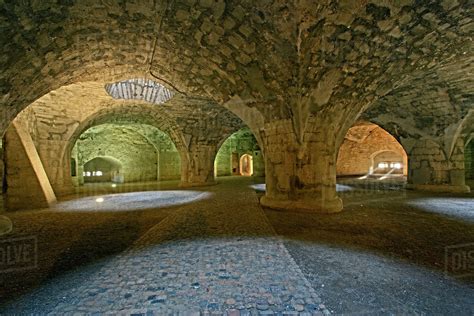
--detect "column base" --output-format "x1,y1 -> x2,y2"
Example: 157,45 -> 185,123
407,184 -> 471,193
260,195 -> 343,213
5,195 -> 56,212
180,180 -> 217,188
54,185 -> 75,197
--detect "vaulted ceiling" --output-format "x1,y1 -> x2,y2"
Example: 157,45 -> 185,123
1,0 -> 472,145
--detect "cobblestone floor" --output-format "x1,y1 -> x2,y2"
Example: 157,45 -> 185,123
263,178 -> 474,315
1,177 -> 473,315
1,178 -> 329,315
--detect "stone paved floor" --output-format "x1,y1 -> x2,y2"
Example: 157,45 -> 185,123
1,177 -> 473,315
1,178 -> 329,315
263,178 -> 474,315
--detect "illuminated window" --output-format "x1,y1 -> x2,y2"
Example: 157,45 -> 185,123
392,163 -> 402,169
96,171 -> 103,176
105,78 -> 174,104
85,172 -> 91,177
378,162 -> 388,169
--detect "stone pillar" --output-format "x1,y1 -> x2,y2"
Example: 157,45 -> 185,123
180,144 -> 217,187
407,139 -> 470,193
37,141 -> 75,196
253,150 -> 265,177
70,146 -> 82,187
156,150 -> 160,181
259,120 -> 342,213
4,121 -> 57,211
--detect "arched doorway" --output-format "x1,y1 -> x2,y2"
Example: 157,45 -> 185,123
214,127 -> 264,178
83,156 -> 123,183
240,154 -> 253,176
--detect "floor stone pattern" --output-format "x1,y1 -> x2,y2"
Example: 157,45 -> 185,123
2,178 -> 329,315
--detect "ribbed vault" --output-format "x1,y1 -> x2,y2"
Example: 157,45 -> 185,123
1,0 -> 472,140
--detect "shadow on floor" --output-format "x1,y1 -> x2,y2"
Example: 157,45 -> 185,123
261,187 -> 474,285
0,176 -> 472,312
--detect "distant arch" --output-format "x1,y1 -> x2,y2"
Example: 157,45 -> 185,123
214,127 -> 264,178
370,150 -> 404,175
337,122 -> 408,177
83,156 -> 123,183
72,123 -> 181,185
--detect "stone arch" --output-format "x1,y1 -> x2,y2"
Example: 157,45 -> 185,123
3,80 -> 194,196
65,103 -> 186,159
214,127 -> 264,178
466,136 -> 473,148
82,156 -> 123,183
336,122 -> 408,177
369,150 -> 405,175
0,67 -> 152,138
1,0 -> 472,211
360,60 -> 473,157
72,124 -> 173,185
64,105 -> 185,188
0,0 -> 241,138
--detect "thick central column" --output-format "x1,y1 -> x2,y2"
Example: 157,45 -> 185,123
259,119 -> 343,213
180,144 -> 217,187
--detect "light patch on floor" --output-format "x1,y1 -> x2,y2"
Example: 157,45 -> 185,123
54,191 -> 212,212
406,197 -> 474,222
249,183 -> 266,192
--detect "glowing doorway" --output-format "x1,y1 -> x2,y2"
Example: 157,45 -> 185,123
240,154 -> 253,176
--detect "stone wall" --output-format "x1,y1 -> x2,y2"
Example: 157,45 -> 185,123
407,138 -> 469,192
153,131 -> 181,181
73,124 -> 181,184
9,107 -> 39,146
337,124 -> 407,176
1,0 -> 472,210
215,128 -> 264,177
75,125 -> 158,183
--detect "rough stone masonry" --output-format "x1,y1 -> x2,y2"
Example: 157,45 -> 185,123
0,0 -> 472,212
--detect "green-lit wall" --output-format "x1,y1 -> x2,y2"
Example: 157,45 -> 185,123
73,124 -> 180,184
215,128 -> 265,177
